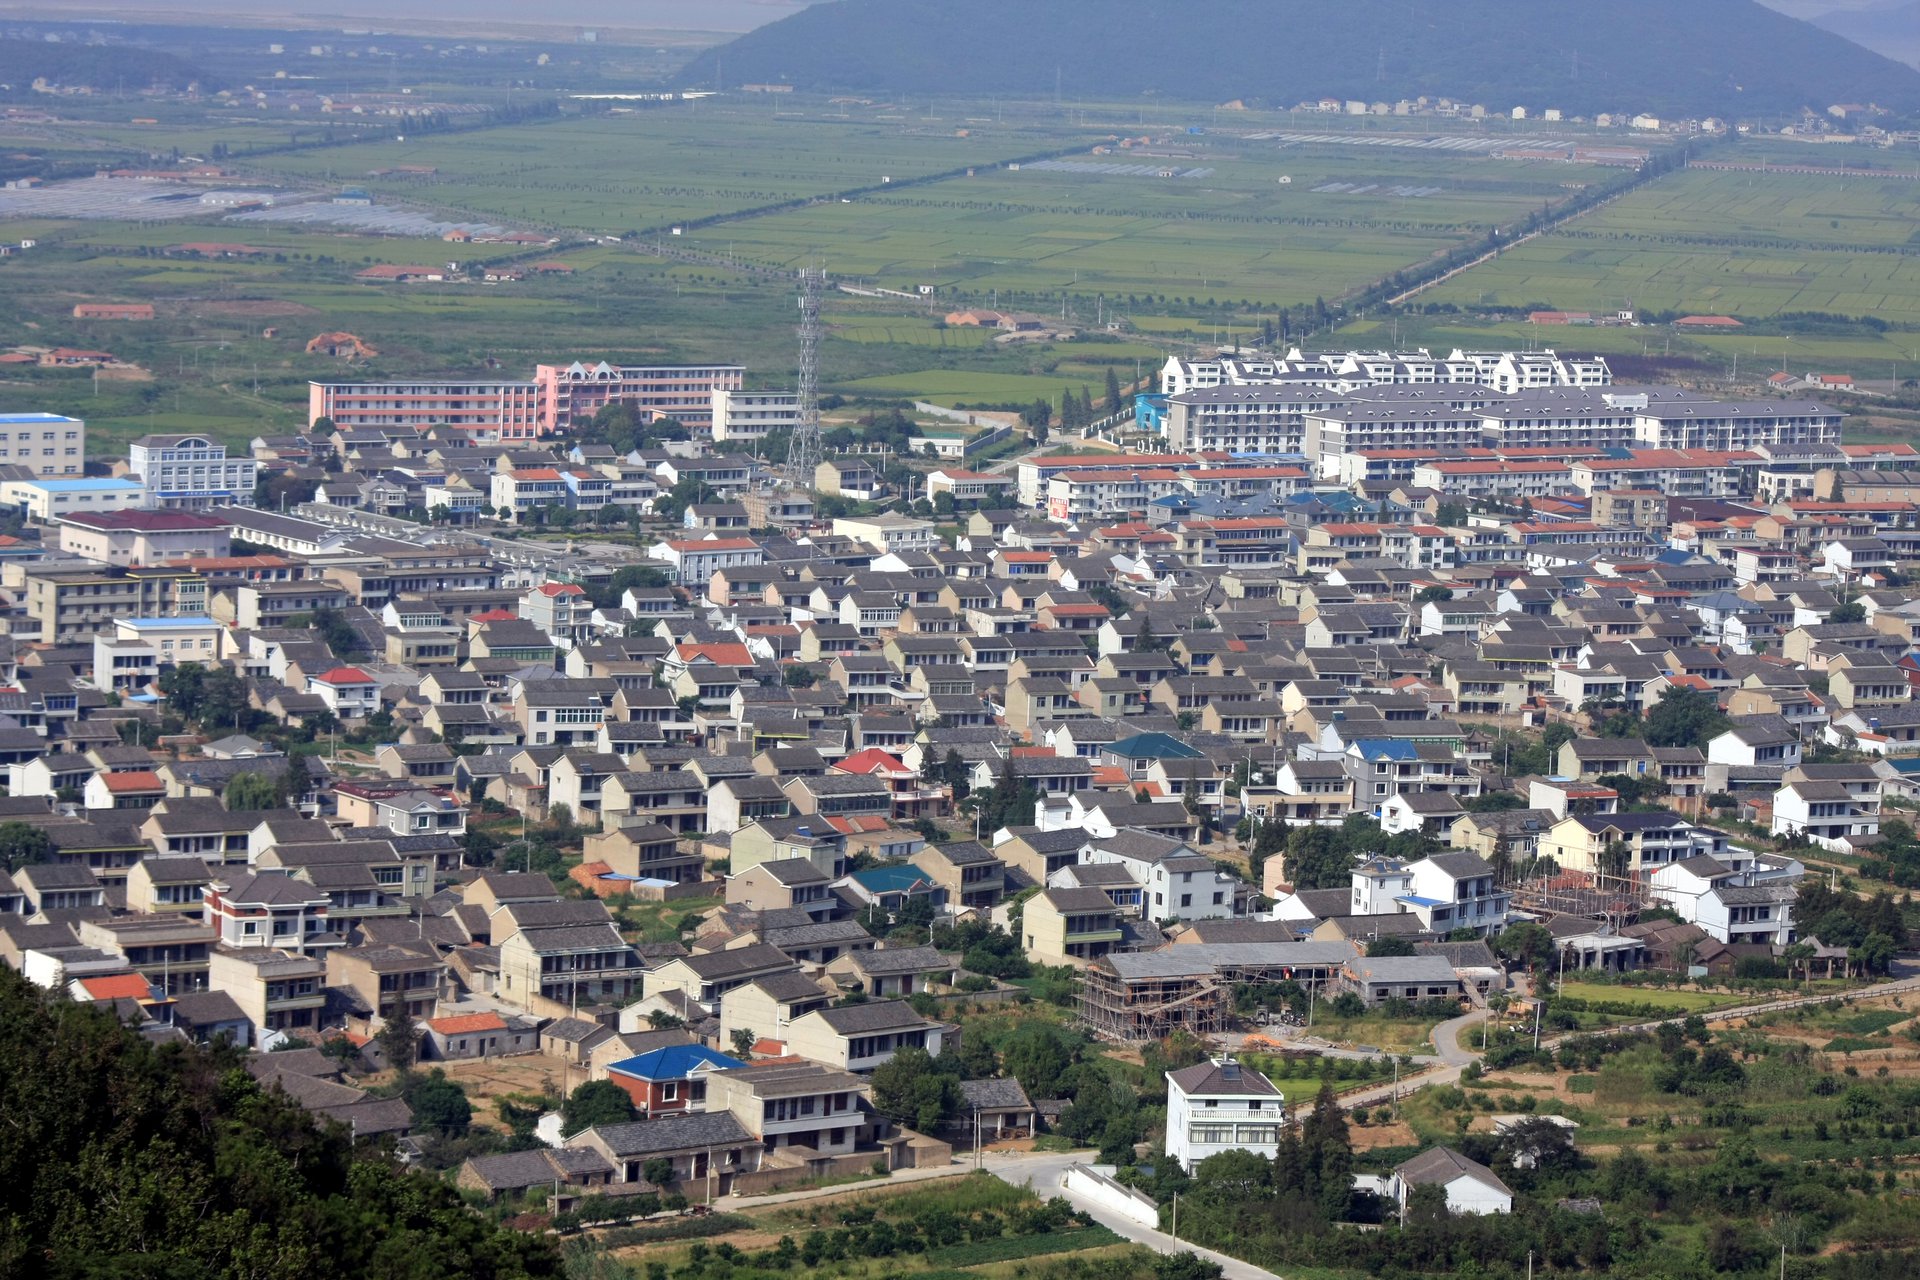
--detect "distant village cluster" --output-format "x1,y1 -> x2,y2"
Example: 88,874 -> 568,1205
0,332 -> 1906,1201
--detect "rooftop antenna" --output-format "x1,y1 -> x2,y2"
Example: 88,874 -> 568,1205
785,267 -> 826,488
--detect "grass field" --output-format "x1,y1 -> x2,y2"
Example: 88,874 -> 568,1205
249,110 -> 1081,234
673,137 -> 1621,310
1553,982 -> 1737,1012
1426,162 -> 1920,326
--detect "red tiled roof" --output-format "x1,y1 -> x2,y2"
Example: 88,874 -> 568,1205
101,771 -> 163,793
315,667 -> 375,685
834,748 -> 910,776
470,609 -> 520,622
822,814 -> 892,835
664,538 -> 759,553
77,973 -> 154,1001
428,1011 -> 508,1035
536,582 -> 586,597
677,643 -> 753,666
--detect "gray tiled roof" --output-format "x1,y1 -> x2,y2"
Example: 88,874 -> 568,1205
581,1111 -> 752,1157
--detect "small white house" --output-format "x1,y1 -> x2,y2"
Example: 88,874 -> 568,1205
1771,778 -> 1880,851
1389,1146 -> 1513,1216
1648,856 -> 1798,948
1165,1056 -> 1285,1173
308,665 -> 381,718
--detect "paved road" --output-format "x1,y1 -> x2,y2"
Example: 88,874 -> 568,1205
983,1151 -> 1282,1280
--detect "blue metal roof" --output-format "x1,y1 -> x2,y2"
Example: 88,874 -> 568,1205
853,865 -> 936,894
1351,739 -> 1418,760
29,478 -> 141,492
607,1044 -> 744,1081
1107,731 -> 1205,760
119,616 -> 218,629
0,413 -> 79,424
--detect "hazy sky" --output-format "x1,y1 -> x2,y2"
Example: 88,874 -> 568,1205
31,0 -> 820,33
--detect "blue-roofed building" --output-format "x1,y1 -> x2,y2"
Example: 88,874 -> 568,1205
0,412 -> 84,479
606,1044 -> 746,1118
0,475 -> 141,521
1101,731 -> 1206,780
842,863 -> 940,917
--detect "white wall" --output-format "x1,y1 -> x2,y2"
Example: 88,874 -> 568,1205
1062,1165 -> 1161,1229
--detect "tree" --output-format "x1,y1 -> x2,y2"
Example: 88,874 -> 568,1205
1002,1024 -> 1076,1099
730,1028 -> 758,1058
223,770 -> 282,812
1104,366 -> 1124,415
1830,600 -> 1867,624
1496,921 -> 1555,970
1301,1080 -> 1353,1222
596,564 -> 672,609
309,606 -> 365,659
0,966 -> 558,1278
0,821 -> 54,874
1152,1254 -> 1222,1280
1598,839 -> 1632,880
562,1080 -> 636,1137
642,1158 -> 676,1188
870,1046 -> 961,1132
1365,935 -> 1415,957
1643,687 -> 1730,749
403,1069 -> 472,1135
377,1015 -> 421,1071
1405,1181 -> 1451,1229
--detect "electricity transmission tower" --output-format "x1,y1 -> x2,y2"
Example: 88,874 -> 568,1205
785,267 -> 826,488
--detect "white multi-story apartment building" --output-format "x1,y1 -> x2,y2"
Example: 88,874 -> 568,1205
126,435 -> 257,511
712,388 -> 801,444
0,412 -> 85,476
1165,1057 -> 1284,1172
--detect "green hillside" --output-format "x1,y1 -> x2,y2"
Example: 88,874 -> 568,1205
679,0 -> 1920,118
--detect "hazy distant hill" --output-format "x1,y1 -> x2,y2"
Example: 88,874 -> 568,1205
680,0 -> 1920,117
0,39 -> 206,94
1810,1 -> 1920,69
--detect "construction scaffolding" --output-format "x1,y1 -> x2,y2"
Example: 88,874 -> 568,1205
1077,945 -> 1347,1043
1507,868 -> 1648,933
1079,961 -> 1229,1043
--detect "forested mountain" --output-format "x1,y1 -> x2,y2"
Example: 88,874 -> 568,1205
678,0 -> 1920,117
0,38 -> 207,94
0,969 -> 557,1280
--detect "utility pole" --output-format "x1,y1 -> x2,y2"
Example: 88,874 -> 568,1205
1170,1191 -> 1179,1241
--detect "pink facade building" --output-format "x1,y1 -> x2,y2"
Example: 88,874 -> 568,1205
308,379 -> 543,441
311,362 -> 744,439
533,361 -> 744,436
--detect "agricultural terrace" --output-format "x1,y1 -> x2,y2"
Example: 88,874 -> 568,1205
1163,993 -> 1920,1280
559,1170 -> 1171,1280
1426,161 -> 1920,326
